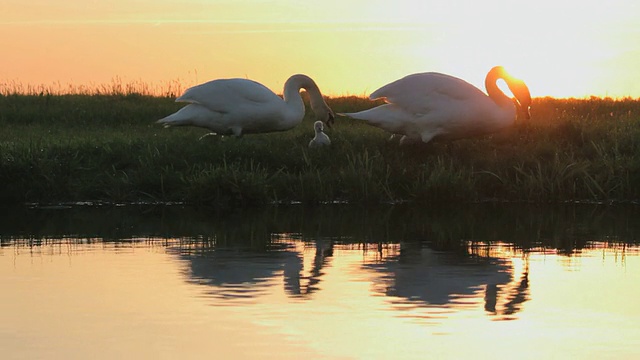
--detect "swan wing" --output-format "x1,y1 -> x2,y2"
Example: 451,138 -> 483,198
370,72 -> 487,115
176,78 -> 284,114
309,133 -> 331,148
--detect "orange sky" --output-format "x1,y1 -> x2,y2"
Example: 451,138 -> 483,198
1,0 -> 639,98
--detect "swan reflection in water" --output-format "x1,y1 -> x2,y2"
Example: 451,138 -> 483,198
172,235 -> 528,319
173,235 -> 334,302
484,260 -> 530,319
362,242 -> 530,320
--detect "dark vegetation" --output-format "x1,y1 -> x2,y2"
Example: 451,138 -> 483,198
1,91 -> 639,207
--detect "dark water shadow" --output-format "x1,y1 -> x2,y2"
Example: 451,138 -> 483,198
1,203 -> 638,316
1,203 -> 639,248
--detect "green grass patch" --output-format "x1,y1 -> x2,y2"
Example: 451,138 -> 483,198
1,93 -> 639,206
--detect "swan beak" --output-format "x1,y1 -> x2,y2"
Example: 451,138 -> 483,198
518,107 -> 531,121
514,98 -> 531,121
325,112 -> 335,128
521,103 -> 531,120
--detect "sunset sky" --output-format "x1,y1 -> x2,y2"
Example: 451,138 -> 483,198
2,0 -> 639,98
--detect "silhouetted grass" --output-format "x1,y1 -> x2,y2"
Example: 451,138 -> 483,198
1,91 -> 639,207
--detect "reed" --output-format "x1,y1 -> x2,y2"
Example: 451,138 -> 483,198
1,91 -> 639,206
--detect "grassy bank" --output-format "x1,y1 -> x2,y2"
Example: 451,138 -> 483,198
0,92 -> 639,206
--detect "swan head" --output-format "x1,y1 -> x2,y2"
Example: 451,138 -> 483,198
311,101 -> 335,128
313,120 -> 325,133
508,79 -> 531,120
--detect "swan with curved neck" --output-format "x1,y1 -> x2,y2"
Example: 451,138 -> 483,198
157,74 -> 334,138
484,66 -> 531,122
341,66 -> 531,145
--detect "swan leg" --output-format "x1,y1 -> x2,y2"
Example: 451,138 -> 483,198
198,132 -> 218,141
420,131 -> 437,145
399,135 -> 421,146
231,126 -> 243,138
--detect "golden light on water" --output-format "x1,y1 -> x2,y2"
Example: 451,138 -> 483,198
1,1 -> 639,98
2,237 -> 640,358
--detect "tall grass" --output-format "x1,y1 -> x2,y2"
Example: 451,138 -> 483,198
0,77 -> 186,98
1,90 -> 639,207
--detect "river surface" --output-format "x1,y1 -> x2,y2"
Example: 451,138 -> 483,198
1,203 -> 639,359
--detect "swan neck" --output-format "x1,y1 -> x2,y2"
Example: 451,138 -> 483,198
485,67 -> 511,106
283,74 -> 326,110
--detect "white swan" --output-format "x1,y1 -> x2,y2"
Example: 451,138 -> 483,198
308,120 -> 331,148
341,66 -> 531,145
157,74 -> 335,137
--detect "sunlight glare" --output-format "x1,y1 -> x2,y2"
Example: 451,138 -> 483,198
1,0 -> 639,97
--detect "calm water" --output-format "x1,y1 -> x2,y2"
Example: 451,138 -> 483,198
1,204 -> 639,359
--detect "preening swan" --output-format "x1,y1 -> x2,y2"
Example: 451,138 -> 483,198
308,120 -> 331,148
157,74 -> 335,137
341,66 -> 531,145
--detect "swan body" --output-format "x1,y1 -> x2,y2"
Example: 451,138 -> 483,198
308,120 -> 331,148
157,74 -> 334,137
341,66 -> 531,145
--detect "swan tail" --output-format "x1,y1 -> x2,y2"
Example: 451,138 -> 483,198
338,106 -> 393,124
339,105 -> 411,137
157,110 -> 191,128
157,104 -> 212,128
